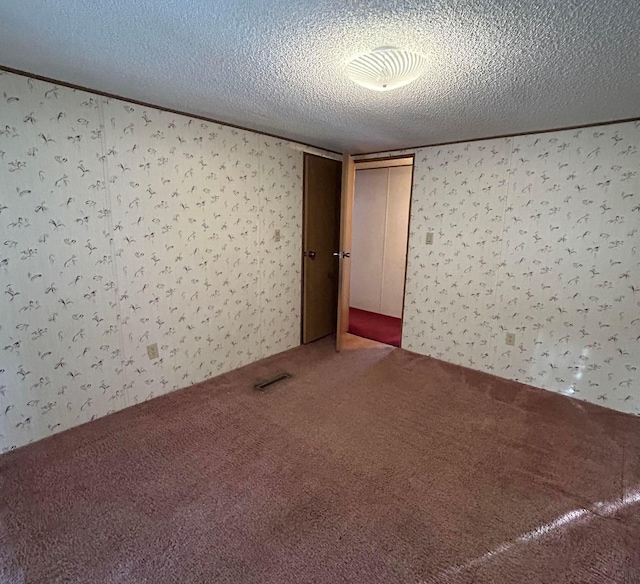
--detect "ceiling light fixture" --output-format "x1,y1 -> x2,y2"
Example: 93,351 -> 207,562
346,47 -> 428,92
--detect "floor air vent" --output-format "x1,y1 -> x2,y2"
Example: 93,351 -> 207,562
254,372 -> 291,391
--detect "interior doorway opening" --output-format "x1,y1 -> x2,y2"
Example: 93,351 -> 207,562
347,156 -> 414,347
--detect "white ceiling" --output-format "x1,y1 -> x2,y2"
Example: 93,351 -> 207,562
1,0 -> 639,154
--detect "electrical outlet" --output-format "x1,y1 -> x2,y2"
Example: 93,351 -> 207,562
274,229 -> 281,242
505,332 -> 516,346
426,232 -> 434,245
147,343 -> 159,360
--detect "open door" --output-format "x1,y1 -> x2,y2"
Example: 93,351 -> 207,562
336,154 -> 355,351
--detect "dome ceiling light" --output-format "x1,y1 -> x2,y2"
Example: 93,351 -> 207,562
346,47 -> 428,92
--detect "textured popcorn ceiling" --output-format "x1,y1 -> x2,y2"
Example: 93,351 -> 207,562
0,0 -> 639,153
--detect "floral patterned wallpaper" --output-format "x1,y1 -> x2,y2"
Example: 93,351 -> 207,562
401,122 -> 640,415
0,71 -> 305,451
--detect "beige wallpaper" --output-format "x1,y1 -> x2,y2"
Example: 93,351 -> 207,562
400,122 -> 640,415
0,71 -> 304,451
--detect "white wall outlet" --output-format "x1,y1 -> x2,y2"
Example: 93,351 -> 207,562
426,232 -> 434,245
147,343 -> 159,360
274,229 -> 281,242
505,332 -> 516,346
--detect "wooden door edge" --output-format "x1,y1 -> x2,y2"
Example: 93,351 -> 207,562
300,153 -> 309,344
336,153 -> 355,351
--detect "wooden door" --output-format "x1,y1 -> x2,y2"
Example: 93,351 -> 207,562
302,154 -> 342,344
336,154 -> 355,351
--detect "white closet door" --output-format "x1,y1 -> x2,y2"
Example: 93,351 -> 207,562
380,166 -> 412,318
350,168 -> 387,312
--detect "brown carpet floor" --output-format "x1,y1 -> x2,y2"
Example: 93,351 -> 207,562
1,335 -> 639,583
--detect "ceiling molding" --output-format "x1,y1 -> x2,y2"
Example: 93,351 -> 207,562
353,116 -> 640,157
0,64 -> 341,157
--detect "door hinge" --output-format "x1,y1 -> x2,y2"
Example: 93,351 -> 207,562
333,252 -> 351,259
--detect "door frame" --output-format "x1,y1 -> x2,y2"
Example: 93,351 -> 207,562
337,153 -> 416,350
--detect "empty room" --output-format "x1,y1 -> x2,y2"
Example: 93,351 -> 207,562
0,1 -> 639,583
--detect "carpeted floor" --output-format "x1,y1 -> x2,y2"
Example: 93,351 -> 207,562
348,307 -> 403,346
1,335 -> 639,583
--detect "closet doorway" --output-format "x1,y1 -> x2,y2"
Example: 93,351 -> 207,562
348,156 -> 414,347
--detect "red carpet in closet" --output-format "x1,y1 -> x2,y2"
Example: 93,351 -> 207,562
348,306 -> 402,347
